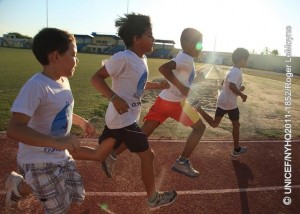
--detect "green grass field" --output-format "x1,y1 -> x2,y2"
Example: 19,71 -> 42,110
0,47 -> 169,132
1,47 -> 299,139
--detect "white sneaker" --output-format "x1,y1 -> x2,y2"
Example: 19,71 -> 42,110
147,190 -> 177,210
171,159 -> 199,177
5,171 -> 24,212
101,153 -> 117,178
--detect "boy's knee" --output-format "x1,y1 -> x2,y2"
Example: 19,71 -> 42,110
149,149 -> 155,161
232,121 -> 240,128
211,123 -> 218,128
193,120 -> 206,132
138,148 -> 155,162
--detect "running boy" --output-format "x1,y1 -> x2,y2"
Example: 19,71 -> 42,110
104,28 -> 206,178
195,47 -> 249,156
88,13 -> 176,210
4,28 -> 95,213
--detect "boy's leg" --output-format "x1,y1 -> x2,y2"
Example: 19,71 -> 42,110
229,108 -> 247,156
137,147 -> 176,210
71,137 -> 115,162
136,148 -> 156,198
231,120 -> 247,156
102,120 -> 160,178
71,138 -> 116,178
171,119 -> 205,177
195,105 -> 223,128
138,121 -> 177,209
142,120 -> 160,137
181,119 -> 206,158
24,160 -> 85,213
232,120 -> 240,149
196,106 -> 216,127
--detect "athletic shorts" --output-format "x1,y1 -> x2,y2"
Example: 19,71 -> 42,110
144,96 -> 201,126
99,122 -> 149,153
215,107 -> 239,121
18,158 -> 84,214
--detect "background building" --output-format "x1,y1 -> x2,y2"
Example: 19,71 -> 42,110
1,31 -> 299,74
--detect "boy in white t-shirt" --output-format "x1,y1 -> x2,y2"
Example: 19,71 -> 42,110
195,48 -> 249,156
73,13 -> 176,210
104,28 -> 206,178
4,28 -> 95,213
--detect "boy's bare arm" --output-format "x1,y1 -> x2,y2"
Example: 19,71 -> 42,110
159,61 -> 190,97
145,80 -> 170,90
7,112 -> 80,152
229,82 -> 247,102
91,66 -> 129,114
73,114 -> 95,137
91,66 -> 114,99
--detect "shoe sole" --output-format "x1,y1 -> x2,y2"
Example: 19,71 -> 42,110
101,162 -> 112,178
171,166 -> 199,178
231,151 -> 247,157
148,192 -> 177,211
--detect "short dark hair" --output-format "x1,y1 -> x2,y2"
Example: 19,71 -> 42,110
115,13 -> 151,48
32,28 -> 75,65
180,28 -> 202,49
232,48 -> 249,64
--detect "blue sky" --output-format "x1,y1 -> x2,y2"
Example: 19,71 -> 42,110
0,0 -> 299,56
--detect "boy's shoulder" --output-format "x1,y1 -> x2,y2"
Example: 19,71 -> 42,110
173,52 -> 194,64
228,66 -> 241,74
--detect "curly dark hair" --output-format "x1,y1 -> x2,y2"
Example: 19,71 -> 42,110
115,13 -> 151,48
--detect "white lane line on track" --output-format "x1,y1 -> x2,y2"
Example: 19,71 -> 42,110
2,185 -> 298,197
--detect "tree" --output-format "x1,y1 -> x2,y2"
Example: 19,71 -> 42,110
271,49 -> 279,56
261,47 -> 279,56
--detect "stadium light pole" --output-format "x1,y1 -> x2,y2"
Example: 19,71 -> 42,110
46,0 -> 48,27
127,0 -> 129,14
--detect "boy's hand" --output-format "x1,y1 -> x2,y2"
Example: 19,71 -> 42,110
240,93 -> 247,102
81,121 -> 96,138
240,86 -> 245,91
180,86 -> 190,97
55,135 -> 81,153
112,95 -> 129,114
159,80 -> 170,89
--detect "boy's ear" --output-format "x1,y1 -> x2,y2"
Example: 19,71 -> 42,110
48,50 -> 60,63
133,35 -> 140,45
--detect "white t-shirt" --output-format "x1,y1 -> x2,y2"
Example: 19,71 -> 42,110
11,73 -> 73,164
159,52 -> 195,102
104,50 -> 149,129
217,66 -> 243,110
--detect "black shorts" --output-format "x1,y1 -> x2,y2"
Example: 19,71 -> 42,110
215,107 -> 239,121
98,123 -> 149,153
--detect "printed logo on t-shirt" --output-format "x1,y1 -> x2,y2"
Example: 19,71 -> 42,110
51,102 -> 72,136
134,70 -> 148,98
44,102 -> 72,153
188,69 -> 195,86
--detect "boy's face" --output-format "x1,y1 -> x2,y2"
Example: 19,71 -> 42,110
139,28 -> 155,54
58,41 -> 78,77
184,36 -> 203,58
240,58 -> 249,68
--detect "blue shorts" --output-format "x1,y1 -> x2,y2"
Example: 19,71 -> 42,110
215,107 -> 239,121
99,123 -> 149,153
